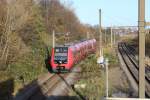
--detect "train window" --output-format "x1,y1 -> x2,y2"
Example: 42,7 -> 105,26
55,47 -> 68,53
63,48 -> 68,52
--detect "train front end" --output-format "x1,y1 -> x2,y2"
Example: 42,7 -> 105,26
50,46 -> 74,72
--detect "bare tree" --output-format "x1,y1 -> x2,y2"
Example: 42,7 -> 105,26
0,0 -> 33,69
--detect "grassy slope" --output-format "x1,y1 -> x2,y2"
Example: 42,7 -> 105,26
72,54 -> 105,99
0,16 -> 53,94
5,33 -> 52,94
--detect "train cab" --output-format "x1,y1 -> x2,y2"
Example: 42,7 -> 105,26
50,46 -> 74,72
54,47 -> 68,64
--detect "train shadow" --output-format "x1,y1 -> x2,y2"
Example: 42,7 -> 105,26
15,75 -> 82,100
0,78 -> 14,100
15,79 -> 47,100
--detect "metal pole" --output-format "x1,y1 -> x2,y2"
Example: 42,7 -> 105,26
87,31 -> 90,39
111,27 -> 113,48
114,32 -> 115,45
106,62 -> 108,97
146,22 -> 150,26
99,9 -> 102,56
138,0 -> 145,98
105,58 -> 109,98
53,30 -> 55,48
105,29 -> 107,44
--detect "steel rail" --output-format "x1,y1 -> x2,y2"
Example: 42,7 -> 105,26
123,43 -> 150,83
118,43 -> 150,98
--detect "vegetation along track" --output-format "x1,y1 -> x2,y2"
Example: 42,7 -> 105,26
118,42 -> 150,98
15,67 -> 80,100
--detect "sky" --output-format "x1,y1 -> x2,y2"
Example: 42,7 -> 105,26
62,0 -> 150,27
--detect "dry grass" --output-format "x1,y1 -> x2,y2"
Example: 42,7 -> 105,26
71,54 -> 105,99
39,32 -> 52,47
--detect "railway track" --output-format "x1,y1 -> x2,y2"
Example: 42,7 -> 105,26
15,67 -> 81,100
118,42 -> 150,98
124,44 -> 150,79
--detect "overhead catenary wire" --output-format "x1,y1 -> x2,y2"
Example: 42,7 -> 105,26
103,14 -> 138,27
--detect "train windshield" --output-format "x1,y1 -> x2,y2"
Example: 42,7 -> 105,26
54,47 -> 68,64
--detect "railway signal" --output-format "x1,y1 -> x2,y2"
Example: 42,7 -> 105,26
65,32 -> 70,43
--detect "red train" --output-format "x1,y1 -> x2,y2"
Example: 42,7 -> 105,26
50,39 -> 96,72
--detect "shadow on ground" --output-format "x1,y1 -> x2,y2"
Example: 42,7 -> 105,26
14,78 -> 81,100
0,78 -> 14,100
14,75 -> 82,100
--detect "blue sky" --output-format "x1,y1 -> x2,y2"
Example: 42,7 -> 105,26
62,0 -> 150,27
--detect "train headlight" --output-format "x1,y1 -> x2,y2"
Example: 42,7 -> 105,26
59,61 -> 62,64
